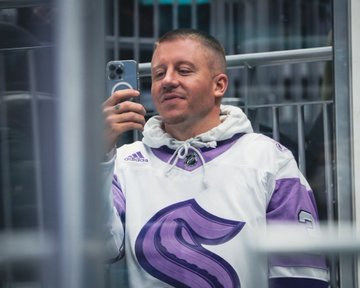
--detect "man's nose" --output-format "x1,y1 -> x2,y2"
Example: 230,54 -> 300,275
162,70 -> 178,90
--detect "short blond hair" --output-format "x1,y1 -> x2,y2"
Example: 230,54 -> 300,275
153,28 -> 227,73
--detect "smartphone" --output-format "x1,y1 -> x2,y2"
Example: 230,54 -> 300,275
106,60 -> 139,100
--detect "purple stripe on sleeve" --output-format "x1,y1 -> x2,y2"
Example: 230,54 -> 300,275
266,178 -> 327,270
269,254 -> 327,270
269,278 -> 328,288
266,178 -> 318,222
112,174 -> 126,225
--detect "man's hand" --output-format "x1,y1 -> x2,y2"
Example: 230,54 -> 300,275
102,89 -> 146,152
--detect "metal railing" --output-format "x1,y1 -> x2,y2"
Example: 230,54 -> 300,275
0,0 -> 49,9
138,46 -> 332,76
245,223 -> 357,288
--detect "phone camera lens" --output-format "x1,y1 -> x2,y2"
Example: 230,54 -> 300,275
109,72 -> 116,79
116,66 -> 123,75
109,64 -> 116,71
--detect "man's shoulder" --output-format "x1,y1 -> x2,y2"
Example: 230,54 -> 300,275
232,132 -> 295,170
237,133 -> 290,153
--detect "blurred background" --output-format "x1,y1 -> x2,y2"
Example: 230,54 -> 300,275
0,0 -> 358,287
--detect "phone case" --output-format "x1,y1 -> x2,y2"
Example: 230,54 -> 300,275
106,60 -> 139,96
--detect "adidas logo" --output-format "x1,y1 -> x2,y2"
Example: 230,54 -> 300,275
124,151 -> 149,162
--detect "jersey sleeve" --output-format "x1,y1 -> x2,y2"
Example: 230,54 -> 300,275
265,141 -> 329,286
101,156 -> 125,263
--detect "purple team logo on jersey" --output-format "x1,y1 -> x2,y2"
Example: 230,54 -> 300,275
135,199 -> 245,287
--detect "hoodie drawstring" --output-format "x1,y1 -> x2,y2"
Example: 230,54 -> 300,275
165,139 -> 217,189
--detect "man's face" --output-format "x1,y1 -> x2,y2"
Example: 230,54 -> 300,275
151,38 -> 226,134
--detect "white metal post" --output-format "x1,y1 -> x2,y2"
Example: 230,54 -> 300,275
56,0 -> 106,287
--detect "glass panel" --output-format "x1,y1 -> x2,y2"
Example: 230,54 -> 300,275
0,4 -> 57,287
233,0 -> 332,53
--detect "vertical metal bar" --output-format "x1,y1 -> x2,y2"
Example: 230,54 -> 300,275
236,1 -> 242,52
333,0 -> 355,286
27,49 -> 44,231
297,104 -> 306,175
0,53 -> 12,230
252,109 -> 260,132
56,0 -> 105,287
243,0 -> 254,53
314,0 -> 321,46
291,0 -> 302,102
227,1 -> 234,54
210,0 -> 215,35
173,0 -> 179,29
293,0 -> 302,49
272,106 -> 280,141
0,50 -> 14,287
57,2 -> 86,285
214,0 -> 226,46
225,1 -> 235,98
256,1 -> 269,52
323,102 -> 337,288
323,103 -> 334,221
191,0 -> 197,29
133,0 -> 141,142
243,66 -> 250,115
113,0 -> 119,59
351,0 -> 360,283
153,0 -> 159,39
277,0 -> 285,51
134,0 -> 140,61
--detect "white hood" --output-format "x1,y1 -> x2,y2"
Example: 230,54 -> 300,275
142,104 -> 253,149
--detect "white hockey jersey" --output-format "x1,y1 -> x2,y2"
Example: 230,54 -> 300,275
102,105 -> 329,287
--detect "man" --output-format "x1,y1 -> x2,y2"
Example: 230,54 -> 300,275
102,29 -> 329,287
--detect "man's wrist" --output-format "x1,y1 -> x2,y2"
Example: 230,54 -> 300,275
103,146 -> 116,162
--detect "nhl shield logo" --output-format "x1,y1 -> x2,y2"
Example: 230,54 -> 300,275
184,153 -> 198,167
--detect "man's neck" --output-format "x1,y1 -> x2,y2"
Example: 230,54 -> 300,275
163,118 -> 222,141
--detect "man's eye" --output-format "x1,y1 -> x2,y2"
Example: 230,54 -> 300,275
179,69 -> 191,75
153,71 -> 165,79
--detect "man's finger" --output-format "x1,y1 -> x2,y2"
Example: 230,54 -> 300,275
103,89 -> 140,107
107,101 -> 146,116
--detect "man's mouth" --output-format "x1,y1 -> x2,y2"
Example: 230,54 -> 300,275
161,93 -> 185,103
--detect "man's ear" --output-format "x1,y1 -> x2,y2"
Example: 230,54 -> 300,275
213,73 -> 228,98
